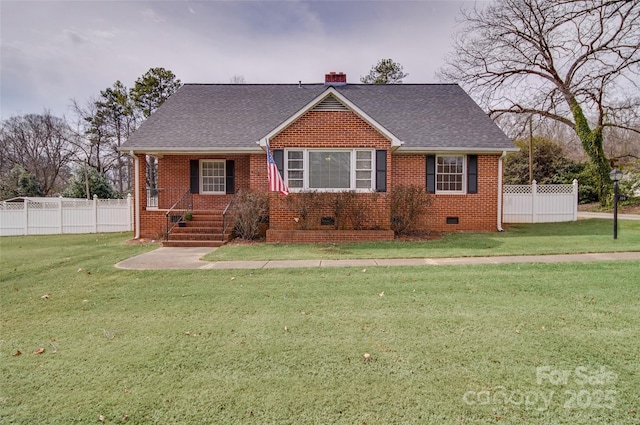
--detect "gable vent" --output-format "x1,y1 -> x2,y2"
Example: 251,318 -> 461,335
313,95 -> 349,112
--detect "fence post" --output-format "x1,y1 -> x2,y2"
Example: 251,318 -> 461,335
93,195 -> 98,233
127,194 -> 133,231
531,180 -> 537,223
573,179 -> 579,221
24,199 -> 29,235
59,197 -> 64,234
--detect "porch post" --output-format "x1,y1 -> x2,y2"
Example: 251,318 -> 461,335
131,152 -> 141,239
497,151 -> 507,231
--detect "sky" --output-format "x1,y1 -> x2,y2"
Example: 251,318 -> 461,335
0,0 -> 479,119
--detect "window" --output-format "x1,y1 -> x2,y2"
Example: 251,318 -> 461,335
427,155 -> 476,194
436,156 -> 464,192
201,160 -> 225,193
287,151 -> 304,189
285,149 -> 374,191
356,151 -> 373,189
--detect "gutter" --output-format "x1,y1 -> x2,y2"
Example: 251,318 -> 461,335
128,151 -> 141,239
497,150 -> 507,232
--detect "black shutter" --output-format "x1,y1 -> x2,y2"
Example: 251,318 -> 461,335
467,155 -> 478,194
190,160 -> 199,194
426,155 -> 436,193
225,160 -> 235,194
376,150 -> 387,192
273,149 -> 284,177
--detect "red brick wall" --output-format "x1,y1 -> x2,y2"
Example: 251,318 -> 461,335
392,154 -> 500,232
269,192 -> 390,231
249,154 -> 268,191
268,110 -> 392,238
272,111 -> 391,150
133,110 -> 503,240
136,154 -> 254,238
156,154 -> 251,210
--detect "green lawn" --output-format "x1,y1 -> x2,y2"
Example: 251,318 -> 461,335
206,219 -> 640,261
1,232 -> 639,424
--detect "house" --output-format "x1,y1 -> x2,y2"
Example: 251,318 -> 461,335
120,72 -> 517,246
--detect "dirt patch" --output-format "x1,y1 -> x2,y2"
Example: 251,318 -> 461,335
125,238 -> 162,245
226,232 -> 443,244
395,231 -> 443,241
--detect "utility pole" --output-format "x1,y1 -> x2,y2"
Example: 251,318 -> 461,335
529,115 -> 533,185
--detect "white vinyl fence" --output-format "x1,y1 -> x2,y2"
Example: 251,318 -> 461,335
0,195 -> 133,236
503,180 -> 578,223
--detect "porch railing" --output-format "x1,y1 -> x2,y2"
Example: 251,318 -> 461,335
164,189 -> 193,241
221,193 -> 237,242
146,188 -> 194,210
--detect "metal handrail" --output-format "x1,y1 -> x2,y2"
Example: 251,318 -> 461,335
221,192 -> 238,242
165,189 -> 192,241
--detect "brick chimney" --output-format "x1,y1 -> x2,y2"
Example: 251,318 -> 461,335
325,71 -> 347,86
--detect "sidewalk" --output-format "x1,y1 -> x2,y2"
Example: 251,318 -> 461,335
115,248 -> 640,270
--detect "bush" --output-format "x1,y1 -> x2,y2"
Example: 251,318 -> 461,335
619,161 -> 640,197
285,191 -> 323,230
284,191 -> 381,230
231,190 -> 269,240
504,137 -> 577,185
63,167 -> 118,199
0,164 -> 43,199
559,162 -> 599,204
390,185 -> 431,236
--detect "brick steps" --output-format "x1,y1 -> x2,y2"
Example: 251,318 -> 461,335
163,210 -> 232,248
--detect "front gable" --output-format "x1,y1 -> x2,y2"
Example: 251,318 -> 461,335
259,88 -> 402,149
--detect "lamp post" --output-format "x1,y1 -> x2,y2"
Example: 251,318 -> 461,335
609,168 -> 623,240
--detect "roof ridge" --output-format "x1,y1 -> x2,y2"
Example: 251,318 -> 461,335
181,83 -> 460,87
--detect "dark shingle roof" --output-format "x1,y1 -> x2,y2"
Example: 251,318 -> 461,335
121,83 -> 514,152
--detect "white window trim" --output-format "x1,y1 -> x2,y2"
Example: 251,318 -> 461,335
200,159 -> 226,194
285,148 -> 375,192
435,155 -> 466,194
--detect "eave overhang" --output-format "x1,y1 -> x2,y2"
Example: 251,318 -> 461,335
394,146 -> 520,154
119,147 -> 264,156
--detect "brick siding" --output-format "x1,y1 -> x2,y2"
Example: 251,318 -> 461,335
134,111 -> 503,241
392,154 -> 500,232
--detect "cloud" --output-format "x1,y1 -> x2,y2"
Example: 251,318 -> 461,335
0,0 -> 473,119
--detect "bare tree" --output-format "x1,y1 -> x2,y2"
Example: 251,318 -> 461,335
229,74 -> 246,84
96,80 -> 136,193
0,113 -> 79,196
70,98 -> 112,178
439,0 -> 640,202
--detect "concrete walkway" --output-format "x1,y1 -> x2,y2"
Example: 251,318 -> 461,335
115,248 -> 640,270
115,213 -> 640,270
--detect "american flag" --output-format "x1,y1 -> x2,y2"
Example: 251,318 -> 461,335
266,140 -> 289,196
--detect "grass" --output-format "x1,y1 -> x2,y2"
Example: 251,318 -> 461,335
1,232 -> 639,424
205,219 -> 640,261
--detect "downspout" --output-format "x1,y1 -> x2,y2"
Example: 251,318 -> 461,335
497,151 -> 507,232
129,151 -> 141,239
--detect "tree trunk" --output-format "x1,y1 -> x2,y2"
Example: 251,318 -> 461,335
570,100 -> 611,204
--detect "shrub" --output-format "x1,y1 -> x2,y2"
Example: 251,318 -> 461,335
390,185 -> 431,236
348,191 -> 379,230
63,167 -> 118,199
285,191 -> 323,230
620,161 -> 640,197
231,189 -> 269,240
284,191 -> 381,230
